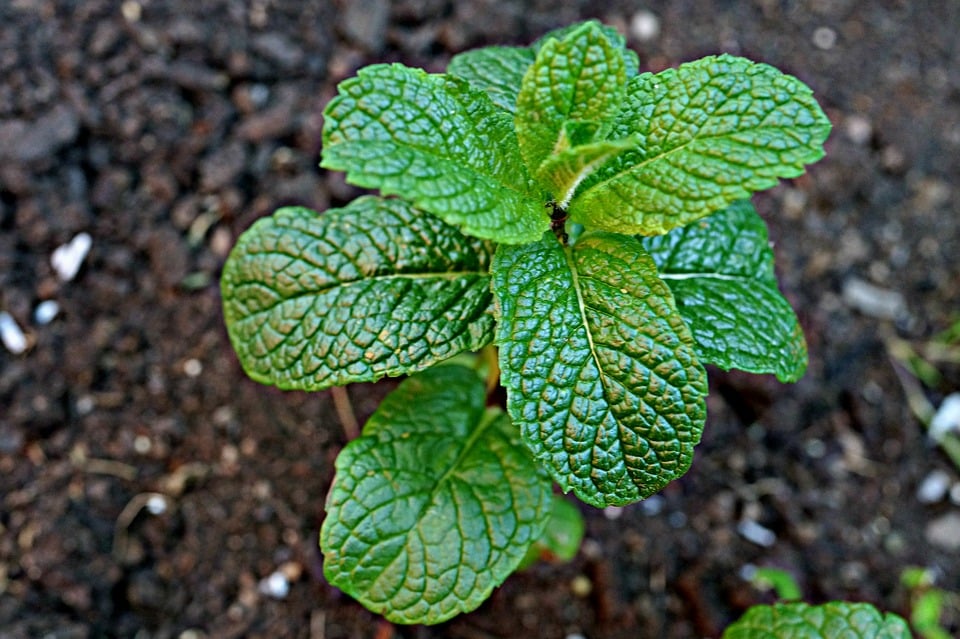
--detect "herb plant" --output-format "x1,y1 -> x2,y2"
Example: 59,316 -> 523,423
221,20 -> 831,624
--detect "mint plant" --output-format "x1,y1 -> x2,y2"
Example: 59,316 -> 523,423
221,20 -> 830,624
723,602 -> 910,639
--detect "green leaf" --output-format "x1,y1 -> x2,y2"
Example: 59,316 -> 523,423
320,365 -> 552,624
515,21 -> 627,182
321,63 -> 548,244
722,602 -> 911,639
446,46 -> 535,113
641,200 -> 807,382
569,54 -> 832,235
221,197 -> 495,391
492,231 -> 708,507
446,20 -> 638,116
518,495 -> 585,569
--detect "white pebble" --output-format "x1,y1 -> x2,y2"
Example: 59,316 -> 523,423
34,300 -> 60,325
630,10 -> 660,42
926,513 -> 960,551
51,232 -> 92,281
640,494 -> 664,516
737,519 -> 777,547
603,506 -> 624,520
146,494 -> 168,515
812,26 -> 837,50
916,469 -> 951,504
565,634 -> 588,639
0,312 -> 28,354
930,393 -> 960,442
259,571 -> 290,599
841,277 -> 906,320
844,115 -> 872,145
183,358 -> 203,377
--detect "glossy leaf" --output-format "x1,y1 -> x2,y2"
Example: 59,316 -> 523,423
221,197 -> 494,390
641,200 -> 807,382
515,21 -> 627,180
492,231 -> 708,507
569,54 -> 832,235
321,365 -> 552,624
321,63 -> 549,244
722,602 -> 911,639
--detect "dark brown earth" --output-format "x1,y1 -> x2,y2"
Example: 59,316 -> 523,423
2,1 -> 958,638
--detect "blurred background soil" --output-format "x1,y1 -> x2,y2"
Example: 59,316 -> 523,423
1,1 -> 958,637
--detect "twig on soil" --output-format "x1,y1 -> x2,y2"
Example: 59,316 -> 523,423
113,492 -> 172,563
331,385 -> 359,440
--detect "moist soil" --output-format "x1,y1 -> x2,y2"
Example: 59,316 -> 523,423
2,1 -> 959,638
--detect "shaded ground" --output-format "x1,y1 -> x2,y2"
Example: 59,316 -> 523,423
1,1 -> 958,637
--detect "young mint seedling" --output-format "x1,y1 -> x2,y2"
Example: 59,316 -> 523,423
221,20 -> 830,624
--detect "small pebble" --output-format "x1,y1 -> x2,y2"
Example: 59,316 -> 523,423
258,571 -> 290,599
841,277 -> 906,320
812,26 -> 837,50
34,300 -> 59,325
146,495 -> 168,515
929,393 -> 960,442
640,494 -> 664,516
917,469 -> 951,504
0,311 -> 28,354
737,519 -> 777,547
844,114 -> 872,145
925,513 -> 960,551
603,506 -> 623,520
630,10 -> 660,42
51,232 -> 92,281
183,358 -> 203,377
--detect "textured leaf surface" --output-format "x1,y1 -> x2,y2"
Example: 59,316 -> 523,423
537,137 -> 638,208
642,201 -> 807,382
569,54 -> 832,235
322,63 -> 548,243
321,365 -> 552,624
493,231 -> 707,506
446,47 -> 535,113
447,20 -> 638,116
515,21 -> 627,180
722,602 -> 911,639
221,197 -> 494,390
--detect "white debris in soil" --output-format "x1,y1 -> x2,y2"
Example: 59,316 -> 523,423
603,505 -> 623,520
812,26 -> 837,50
51,232 -> 92,281
841,277 -> 906,320
844,114 -> 873,145
565,634 -> 587,639
929,393 -> 960,442
917,469 -> 952,504
630,10 -> 660,42
950,482 -> 960,506
183,358 -> 203,377
737,519 -> 777,547
33,300 -> 59,325
925,512 -> 960,551
640,494 -> 664,515
146,494 -> 168,515
0,311 -> 28,354
258,570 -> 290,599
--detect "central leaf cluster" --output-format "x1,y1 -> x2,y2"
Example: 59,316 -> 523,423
220,19 -> 831,625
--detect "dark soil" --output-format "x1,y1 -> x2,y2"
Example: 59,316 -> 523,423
2,1 -> 958,638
